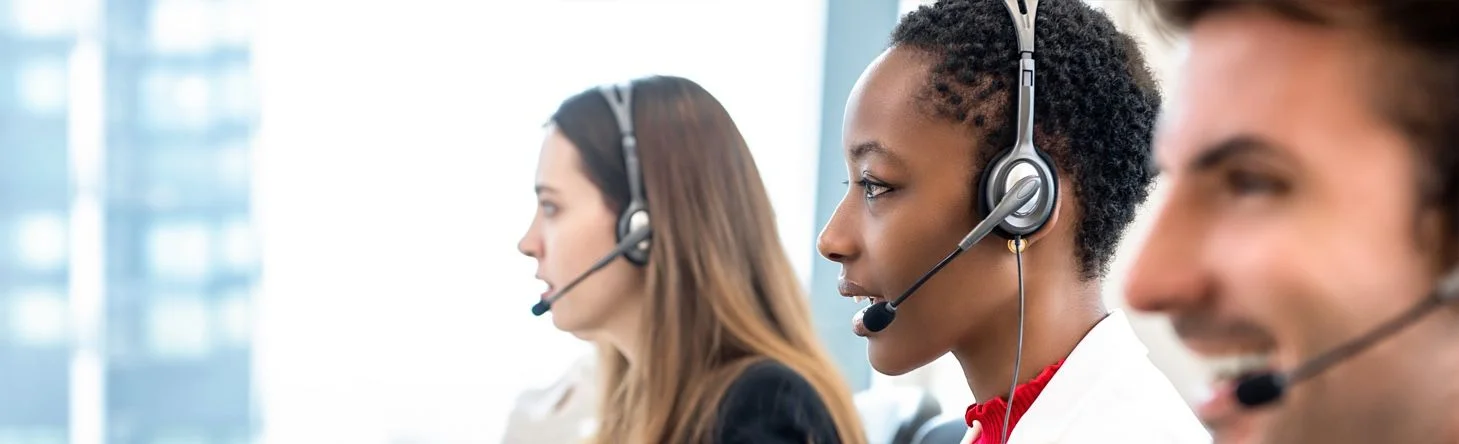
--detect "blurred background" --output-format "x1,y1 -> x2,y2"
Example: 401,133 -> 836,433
0,0 -> 1197,442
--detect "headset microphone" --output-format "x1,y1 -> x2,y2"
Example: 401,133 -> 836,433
1233,269 -> 1459,409
861,175 -> 1043,333
532,227 -> 652,316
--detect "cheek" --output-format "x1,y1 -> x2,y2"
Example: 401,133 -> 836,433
551,262 -> 641,331
863,198 -> 995,362
541,211 -> 626,325
1208,207 -> 1339,358
1207,198 -> 1433,359
542,211 -> 619,277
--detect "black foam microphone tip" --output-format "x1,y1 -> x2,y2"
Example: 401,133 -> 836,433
862,302 -> 896,333
531,300 -> 551,317
1234,372 -> 1285,408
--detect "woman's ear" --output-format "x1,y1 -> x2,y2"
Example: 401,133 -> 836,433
1021,176 -> 1072,249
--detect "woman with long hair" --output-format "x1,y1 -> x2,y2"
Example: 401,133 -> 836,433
518,75 -> 866,444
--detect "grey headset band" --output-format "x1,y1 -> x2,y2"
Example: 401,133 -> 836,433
598,83 -> 635,141
598,82 -> 646,213
1003,0 -> 1037,55
1003,0 -> 1038,154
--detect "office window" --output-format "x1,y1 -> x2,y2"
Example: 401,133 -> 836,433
141,70 -> 215,131
214,292 -> 251,347
145,220 -> 213,282
16,57 -> 69,115
0,0 -> 74,437
109,0 -> 260,440
8,0 -> 78,38
145,295 -> 213,360
215,0 -> 251,47
0,427 -> 67,444
216,65 -> 253,120
215,141 -> 251,195
218,219 -> 256,273
148,0 -> 216,54
15,212 -> 68,272
7,286 -> 69,347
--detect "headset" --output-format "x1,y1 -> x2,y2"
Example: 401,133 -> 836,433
599,82 -> 654,266
531,82 -> 653,316
981,0 -> 1057,240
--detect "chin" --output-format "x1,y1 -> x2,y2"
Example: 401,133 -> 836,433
867,335 -> 943,376
549,309 -> 600,334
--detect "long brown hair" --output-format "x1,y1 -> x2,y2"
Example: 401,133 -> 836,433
551,75 -> 866,444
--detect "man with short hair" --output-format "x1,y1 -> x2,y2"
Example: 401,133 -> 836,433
1125,1 -> 1459,443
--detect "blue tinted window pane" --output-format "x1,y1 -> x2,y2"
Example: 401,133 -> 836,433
145,221 -> 213,281
8,0 -> 78,38
217,0 -> 252,47
6,286 -> 69,348
145,295 -> 213,360
0,426 -> 67,444
218,219 -> 255,273
14,212 -> 68,272
217,65 -> 253,121
0,346 -> 69,426
145,149 -> 212,205
142,71 -> 215,131
216,141 -> 251,195
149,428 -> 207,444
214,290 -> 251,347
148,0 -> 217,54
16,57 -> 69,115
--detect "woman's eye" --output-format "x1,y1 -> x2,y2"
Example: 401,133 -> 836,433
859,180 -> 891,199
1225,170 -> 1289,197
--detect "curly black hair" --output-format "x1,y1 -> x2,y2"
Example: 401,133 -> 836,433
892,0 -> 1162,280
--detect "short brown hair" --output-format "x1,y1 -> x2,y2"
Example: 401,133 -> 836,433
1143,0 -> 1459,253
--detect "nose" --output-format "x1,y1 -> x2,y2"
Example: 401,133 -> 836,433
1123,192 -> 1211,315
817,205 -> 858,264
518,220 -> 541,259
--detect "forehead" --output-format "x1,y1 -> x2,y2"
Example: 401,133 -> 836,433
1158,9 -> 1405,173
844,46 -> 976,167
536,126 -> 588,188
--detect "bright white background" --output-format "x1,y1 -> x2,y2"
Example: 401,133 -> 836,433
251,0 -> 1203,442
252,1 -> 827,442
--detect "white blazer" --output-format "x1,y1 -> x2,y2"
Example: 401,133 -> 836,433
503,354 -> 599,443
967,310 -> 1212,444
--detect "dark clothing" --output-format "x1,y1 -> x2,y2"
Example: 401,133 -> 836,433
713,360 -> 843,444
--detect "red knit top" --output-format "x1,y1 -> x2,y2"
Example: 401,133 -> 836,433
964,359 -> 1064,444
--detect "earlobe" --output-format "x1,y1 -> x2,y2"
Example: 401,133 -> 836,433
1020,177 -> 1069,249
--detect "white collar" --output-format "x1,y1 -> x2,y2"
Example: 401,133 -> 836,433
1007,309 -> 1150,441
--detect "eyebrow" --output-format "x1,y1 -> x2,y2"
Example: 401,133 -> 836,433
849,141 -> 905,167
1185,135 -> 1284,172
534,184 -> 558,195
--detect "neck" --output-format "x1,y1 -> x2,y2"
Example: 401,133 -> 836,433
1412,308 -> 1459,441
599,302 -> 647,369
951,276 -> 1106,402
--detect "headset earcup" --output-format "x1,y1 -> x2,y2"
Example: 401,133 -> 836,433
617,206 -> 651,266
977,146 -> 1059,240
976,147 -> 1017,239
1018,147 -> 1058,236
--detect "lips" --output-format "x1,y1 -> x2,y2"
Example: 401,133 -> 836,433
839,279 -> 884,337
1180,334 -> 1279,436
838,280 -> 886,304
535,275 -> 555,300
1191,351 -> 1275,439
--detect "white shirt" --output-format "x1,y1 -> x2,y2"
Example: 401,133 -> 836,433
969,310 -> 1212,444
503,354 -> 600,444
